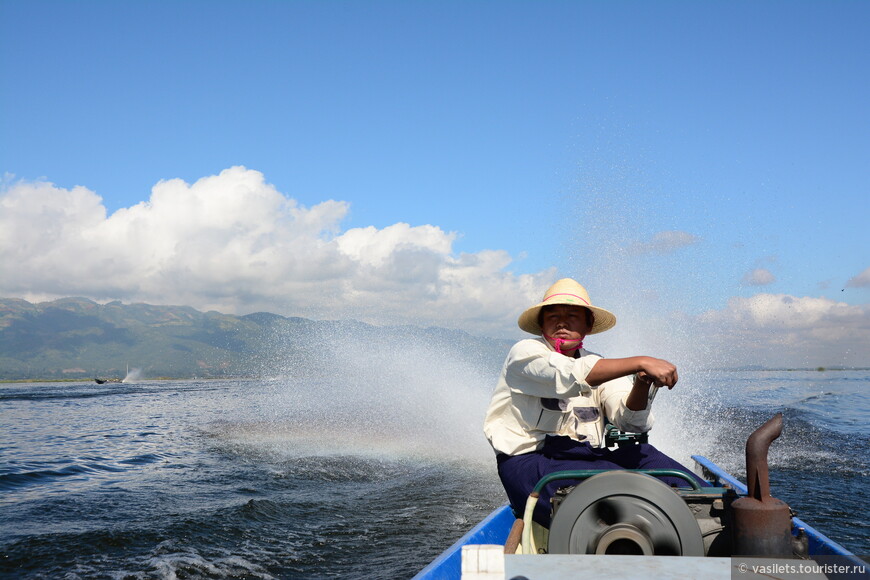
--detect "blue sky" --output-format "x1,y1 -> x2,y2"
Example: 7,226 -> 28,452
1,0 -> 868,367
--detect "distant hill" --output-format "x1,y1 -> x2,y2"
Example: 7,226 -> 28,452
0,297 -> 513,380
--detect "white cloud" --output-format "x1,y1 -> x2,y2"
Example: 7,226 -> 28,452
3,169 -> 865,365
626,230 -> 700,255
846,266 -> 870,288
699,293 -> 862,329
0,167 -> 553,336
697,293 -> 870,367
742,268 -> 776,286
336,223 -> 455,267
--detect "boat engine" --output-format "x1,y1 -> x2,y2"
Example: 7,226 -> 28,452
546,413 -> 808,559
549,470 -> 709,555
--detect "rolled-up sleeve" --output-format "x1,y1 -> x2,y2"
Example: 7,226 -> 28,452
599,375 -> 654,433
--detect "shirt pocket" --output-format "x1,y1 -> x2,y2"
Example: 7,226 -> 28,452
534,407 -> 568,432
572,406 -> 600,423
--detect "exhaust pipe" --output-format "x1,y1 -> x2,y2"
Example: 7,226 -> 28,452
731,413 -> 793,557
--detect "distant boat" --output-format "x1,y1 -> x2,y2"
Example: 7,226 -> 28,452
95,364 -> 129,384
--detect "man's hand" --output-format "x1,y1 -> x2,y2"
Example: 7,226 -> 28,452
586,356 -> 679,411
587,356 -> 679,389
637,357 -> 678,389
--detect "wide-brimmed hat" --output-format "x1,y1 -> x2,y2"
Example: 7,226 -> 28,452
518,278 -> 617,335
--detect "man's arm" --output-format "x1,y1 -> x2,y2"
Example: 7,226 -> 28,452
586,356 -> 677,410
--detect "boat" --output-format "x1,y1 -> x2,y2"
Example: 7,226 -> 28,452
413,415 -> 868,579
94,364 -> 129,384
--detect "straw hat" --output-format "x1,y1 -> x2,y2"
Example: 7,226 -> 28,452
518,278 -> 617,336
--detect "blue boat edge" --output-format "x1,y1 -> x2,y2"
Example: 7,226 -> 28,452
412,454 -> 867,579
412,503 -> 515,580
691,455 -> 864,565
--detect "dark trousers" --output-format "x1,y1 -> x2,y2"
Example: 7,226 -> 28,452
496,435 -> 710,526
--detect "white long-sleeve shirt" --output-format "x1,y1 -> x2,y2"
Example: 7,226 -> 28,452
483,337 -> 654,456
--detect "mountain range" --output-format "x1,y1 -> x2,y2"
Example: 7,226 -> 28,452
0,297 -> 512,381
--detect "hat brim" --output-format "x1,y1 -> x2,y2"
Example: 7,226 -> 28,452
518,301 -> 616,336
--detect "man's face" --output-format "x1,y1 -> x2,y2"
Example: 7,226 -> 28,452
540,305 -> 592,342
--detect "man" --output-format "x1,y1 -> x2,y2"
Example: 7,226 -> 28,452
483,278 -> 708,525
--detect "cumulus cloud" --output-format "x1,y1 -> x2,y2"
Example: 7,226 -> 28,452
0,167 -> 554,336
742,268 -> 776,286
626,230 -> 700,255
846,266 -> 870,288
697,293 -> 870,367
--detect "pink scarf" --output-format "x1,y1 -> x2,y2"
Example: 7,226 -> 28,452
544,334 -> 583,355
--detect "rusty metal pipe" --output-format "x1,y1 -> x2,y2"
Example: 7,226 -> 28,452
731,412 -> 793,557
745,412 -> 782,501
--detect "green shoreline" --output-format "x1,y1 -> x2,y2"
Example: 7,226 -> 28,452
0,376 -> 246,384
3,367 -> 868,384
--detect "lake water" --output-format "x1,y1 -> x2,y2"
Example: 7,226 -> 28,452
2,368 -> 868,578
